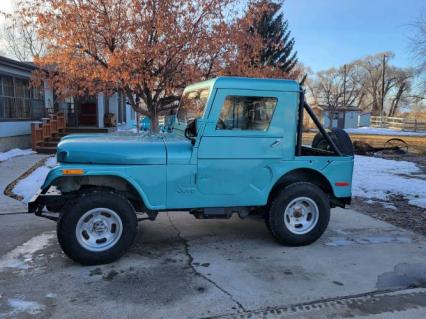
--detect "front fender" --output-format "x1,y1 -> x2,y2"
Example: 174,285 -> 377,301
42,164 -> 166,210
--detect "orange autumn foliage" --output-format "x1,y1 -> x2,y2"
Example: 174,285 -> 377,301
19,0 -> 298,128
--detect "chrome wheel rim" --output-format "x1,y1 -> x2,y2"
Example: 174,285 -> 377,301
284,197 -> 319,235
75,208 -> 123,252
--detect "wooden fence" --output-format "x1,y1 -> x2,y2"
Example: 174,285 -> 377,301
370,116 -> 426,132
31,112 -> 66,150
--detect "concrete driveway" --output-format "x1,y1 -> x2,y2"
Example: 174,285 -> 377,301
0,208 -> 426,319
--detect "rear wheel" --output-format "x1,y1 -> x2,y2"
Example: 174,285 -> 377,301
57,191 -> 137,265
267,182 -> 330,246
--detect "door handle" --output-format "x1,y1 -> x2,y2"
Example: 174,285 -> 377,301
270,139 -> 282,148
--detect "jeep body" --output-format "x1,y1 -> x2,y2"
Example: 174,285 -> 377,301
30,77 -> 354,265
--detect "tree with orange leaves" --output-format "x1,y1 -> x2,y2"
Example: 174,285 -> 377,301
17,0 -> 299,129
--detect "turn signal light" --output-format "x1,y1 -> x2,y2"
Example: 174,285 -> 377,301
335,182 -> 349,187
62,169 -> 85,175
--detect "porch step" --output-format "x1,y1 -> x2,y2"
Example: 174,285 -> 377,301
43,141 -> 59,147
47,137 -> 61,142
57,132 -> 68,137
66,127 -> 116,134
35,146 -> 57,154
34,125 -> 116,155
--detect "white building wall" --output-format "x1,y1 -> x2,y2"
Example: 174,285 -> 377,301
344,111 -> 359,129
108,93 -> 119,119
43,81 -> 54,109
97,93 -> 105,128
359,113 -> 371,127
0,121 -> 32,137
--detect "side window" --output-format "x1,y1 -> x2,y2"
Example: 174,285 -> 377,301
216,96 -> 277,131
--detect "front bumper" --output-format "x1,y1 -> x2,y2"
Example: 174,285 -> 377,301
28,188 -> 75,221
28,189 -> 44,214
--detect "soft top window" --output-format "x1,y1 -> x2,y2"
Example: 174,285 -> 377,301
216,96 -> 277,131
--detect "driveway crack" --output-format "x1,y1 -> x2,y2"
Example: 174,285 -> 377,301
167,213 -> 246,312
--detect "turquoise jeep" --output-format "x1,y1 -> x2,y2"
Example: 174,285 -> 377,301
29,77 -> 354,265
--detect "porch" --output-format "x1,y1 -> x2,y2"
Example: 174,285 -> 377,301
31,112 -> 116,154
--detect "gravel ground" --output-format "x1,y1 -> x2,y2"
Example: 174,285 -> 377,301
352,153 -> 426,236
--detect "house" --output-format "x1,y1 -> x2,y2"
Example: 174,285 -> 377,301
358,112 -> 371,127
0,56 -> 47,151
0,55 -> 135,152
322,106 -> 361,129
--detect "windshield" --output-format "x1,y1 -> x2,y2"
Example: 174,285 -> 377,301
176,87 -> 210,124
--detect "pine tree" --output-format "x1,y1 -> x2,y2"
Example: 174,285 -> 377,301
248,0 -> 298,74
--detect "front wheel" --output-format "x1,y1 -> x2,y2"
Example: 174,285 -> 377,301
57,191 -> 138,265
267,182 -> 330,246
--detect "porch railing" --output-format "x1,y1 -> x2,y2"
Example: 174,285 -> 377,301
31,112 -> 66,150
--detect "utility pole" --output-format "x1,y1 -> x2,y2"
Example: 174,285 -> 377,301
343,64 -> 347,107
380,54 -> 387,126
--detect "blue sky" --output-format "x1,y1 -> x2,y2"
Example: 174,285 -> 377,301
284,0 -> 425,72
0,0 -> 424,72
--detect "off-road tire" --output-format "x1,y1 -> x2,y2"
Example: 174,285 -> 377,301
57,191 -> 138,265
267,182 -> 330,246
312,128 -> 354,156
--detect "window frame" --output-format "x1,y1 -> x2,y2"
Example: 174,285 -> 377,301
0,73 -> 45,121
204,88 -> 284,138
215,95 -> 278,132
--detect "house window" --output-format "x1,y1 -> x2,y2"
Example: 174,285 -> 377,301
0,75 -> 44,121
216,96 -> 277,131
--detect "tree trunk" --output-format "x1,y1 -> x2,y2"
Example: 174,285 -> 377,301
151,113 -> 159,132
136,112 -> 140,134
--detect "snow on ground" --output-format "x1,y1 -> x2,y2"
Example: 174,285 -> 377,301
6,298 -> 45,316
117,125 -> 138,133
345,127 -> 426,136
353,155 -> 426,208
0,148 -> 35,162
0,231 -> 55,271
12,156 -> 57,203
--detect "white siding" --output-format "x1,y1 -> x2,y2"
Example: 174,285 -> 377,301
344,111 -> 359,129
359,113 -> 371,127
97,93 -> 104,128
43,81 -> 54,109
0,121 -> 32,137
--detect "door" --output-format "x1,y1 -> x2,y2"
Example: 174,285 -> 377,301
196,89 -> 288,207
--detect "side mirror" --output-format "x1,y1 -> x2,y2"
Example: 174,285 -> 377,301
184,119 -> 197,145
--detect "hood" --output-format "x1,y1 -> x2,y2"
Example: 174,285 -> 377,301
57,133 -> 166,165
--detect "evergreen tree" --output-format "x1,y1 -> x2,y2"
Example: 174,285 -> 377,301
248,0 -> 298,74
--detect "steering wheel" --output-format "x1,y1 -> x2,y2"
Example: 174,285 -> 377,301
216,118 -> 226,130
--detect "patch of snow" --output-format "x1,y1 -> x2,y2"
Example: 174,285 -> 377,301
13,166 -> 51,203
45,293 -> 57,298
353,156 -> 426,209
325,235 -> 412,247
12,156 -> 56,203
383,203 -> 397,210
345,127 -> 426,136
45,156 -> 57,168
7,298 -> 45,315
117,124 -> 138,133
0,148 -> 35,162
0,232 -> 55,271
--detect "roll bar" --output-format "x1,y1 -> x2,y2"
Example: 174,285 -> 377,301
296,93 -> 343,156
